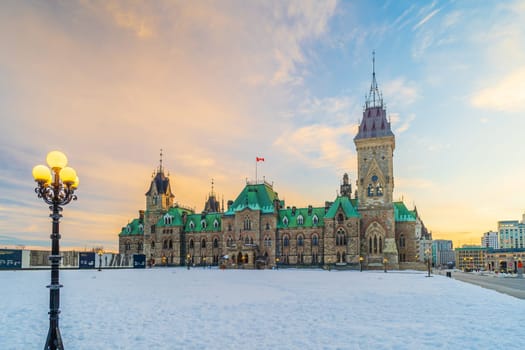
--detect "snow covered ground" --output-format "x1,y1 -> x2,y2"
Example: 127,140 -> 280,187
1,268 -> 523,349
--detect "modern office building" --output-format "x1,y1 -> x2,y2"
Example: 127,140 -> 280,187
432,239 -> 455,267
481,231 -> 499,249
498,214 -> 525,249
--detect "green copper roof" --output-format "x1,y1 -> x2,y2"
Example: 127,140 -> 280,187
324,196 -> 360,219
225,182 -> 279,215
119,218 -> 144,236
184,213 -> 222,233
157,207 -> 193,227
394,202 -> 416,222
277,207 -> 325,229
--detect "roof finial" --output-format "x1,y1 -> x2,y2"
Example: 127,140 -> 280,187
159,148 -> 163,173
365,50 -> 383,109
211,178 -> 215,196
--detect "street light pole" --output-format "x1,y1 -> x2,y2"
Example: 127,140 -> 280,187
425,248 -> 432,277
359,256 -> 364,272
383,257 -> 388,273
33,151 -> 79,350
97,249 -> 103,272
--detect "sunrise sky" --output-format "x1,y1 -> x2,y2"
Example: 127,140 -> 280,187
1,0 -> 524,251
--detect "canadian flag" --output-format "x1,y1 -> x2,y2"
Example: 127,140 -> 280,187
256,157 -> 265,162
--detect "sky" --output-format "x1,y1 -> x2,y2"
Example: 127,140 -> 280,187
1,0 -> 524,251
1,269 -> 524,349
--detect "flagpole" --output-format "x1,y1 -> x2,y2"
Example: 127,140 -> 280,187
255,158 -> 258,184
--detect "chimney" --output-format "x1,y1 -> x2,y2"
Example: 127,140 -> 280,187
139,210 -> 145,222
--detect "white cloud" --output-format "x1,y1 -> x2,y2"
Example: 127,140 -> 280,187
392,113 -> 416,135
382,77 -> 419,106
274,124 -> 357,170
471,66 -> 525,113
413,8 -> 441,31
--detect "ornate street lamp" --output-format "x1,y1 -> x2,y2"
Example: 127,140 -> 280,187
275,257 -> 280,270
97,249 -> 104,272
383,257 -> 388,273
186,254 -> 191,270
359,256 -> 364,272
32,150 -> 79,350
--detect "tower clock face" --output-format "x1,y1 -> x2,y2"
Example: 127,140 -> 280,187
371,175 -> 378,182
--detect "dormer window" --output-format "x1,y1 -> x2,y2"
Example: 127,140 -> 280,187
282,217 -> 289,226
163,214 -> 173,225
297,215 -> 304,225
312,215 -> 319,225
189,221 -> 195,230
138,224 -> 144,233
201,219 -> 207,229
213,219 -> 219,229
125,225 -> 131,233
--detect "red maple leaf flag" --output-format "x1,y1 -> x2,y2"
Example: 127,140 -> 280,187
256,157 -> 265,162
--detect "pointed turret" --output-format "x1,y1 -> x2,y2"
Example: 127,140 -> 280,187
203,178 -> 221,213
355,51 -> 394,141
145,149 -> 175,211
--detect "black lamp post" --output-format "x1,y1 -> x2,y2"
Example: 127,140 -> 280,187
97,250 -> 103,272
359,256 -> 364,272
33,151 -> 79,350
275,257 -> 279,270
383,257 -> 388,273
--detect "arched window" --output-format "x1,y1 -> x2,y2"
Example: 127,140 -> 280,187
297,235 -> 304,247
201,239 -> 206,248
163,240 -> 168,249
282,217 -> 289,226
245,236 -> 250,245
373,236 -> 378,254
201,219 -> 207,229
137,241 -> 143,251
169,239 -> 173,249
312,235 -> 319,246
399,234 -> 406,248
312,215 -> 319,225
213,219 -> 219,229
283,236 -> 290,247
213,238 -> 219,248
244,217 -> 251,230
163,214 -> 173,225
125,225 -> 131,234
336,252 -> 341,262
228,223 -> 232,231
151,240 -> 155,249
379,237 -> 383,254
189,221 -> 195,230
265,222 -> 270,230
369,237 -> 372,253
336,228 -> 346,246
189,239 -> 194,249
297,215 -> 304,225
337,213 -> 344,224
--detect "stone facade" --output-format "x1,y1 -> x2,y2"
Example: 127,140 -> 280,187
118,63 -> 428,270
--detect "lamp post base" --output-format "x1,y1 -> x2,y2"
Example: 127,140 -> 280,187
44,326 -> 64,350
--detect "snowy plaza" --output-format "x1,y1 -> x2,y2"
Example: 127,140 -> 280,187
1,268 -> 524,349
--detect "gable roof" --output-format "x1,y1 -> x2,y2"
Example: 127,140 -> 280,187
324,196 -> 360,219
119,218 -> 144,236
394,202 -> 416,222
184,213 -> 222,233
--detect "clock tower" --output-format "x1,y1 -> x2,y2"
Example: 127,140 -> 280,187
354,53 -> 398,266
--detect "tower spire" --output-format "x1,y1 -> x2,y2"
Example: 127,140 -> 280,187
366,50 -> 383,109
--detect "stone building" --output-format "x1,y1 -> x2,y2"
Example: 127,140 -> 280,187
118,62 -> 428,270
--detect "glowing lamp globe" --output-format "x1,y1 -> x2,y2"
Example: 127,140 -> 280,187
46,151 -> 68,170
59,167 -> 77,185
71,176 -> 80,189
32,165 -> 52,183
